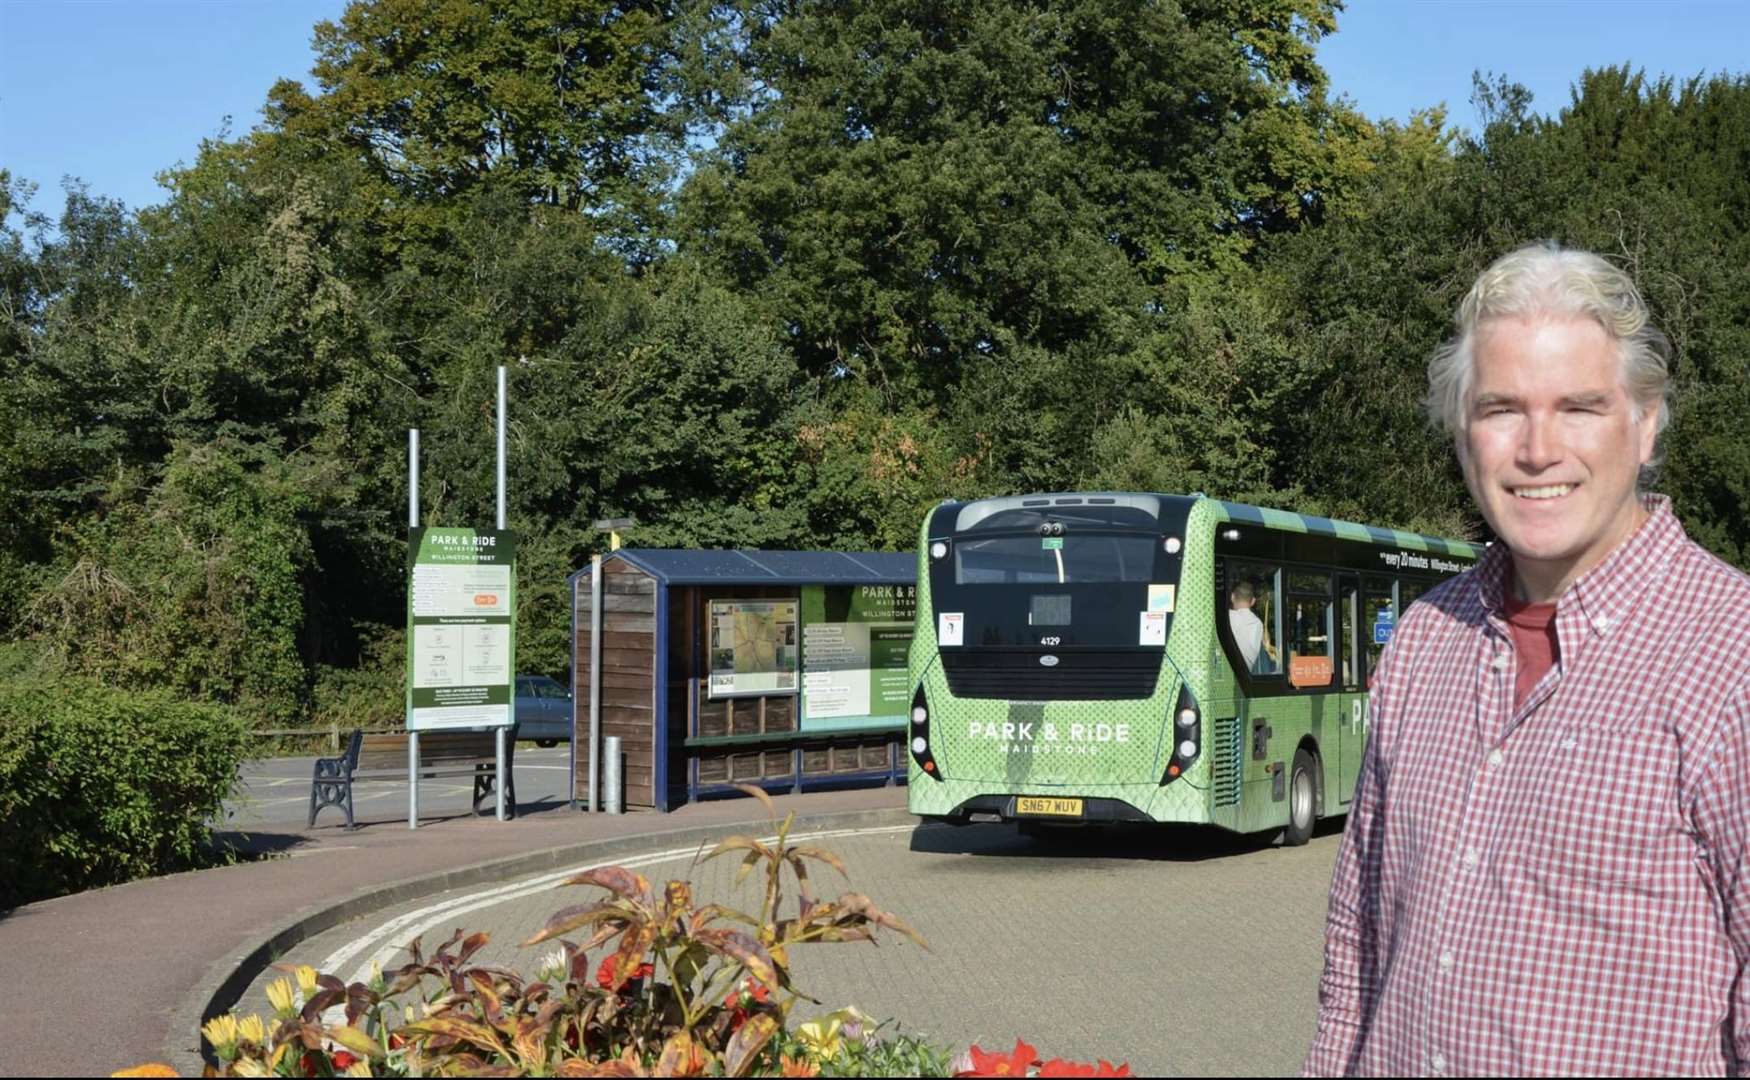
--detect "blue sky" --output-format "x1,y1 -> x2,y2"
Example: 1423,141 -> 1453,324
3,0 -> 1748,217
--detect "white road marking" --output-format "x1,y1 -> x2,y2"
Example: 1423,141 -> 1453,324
324,823 -> 916,987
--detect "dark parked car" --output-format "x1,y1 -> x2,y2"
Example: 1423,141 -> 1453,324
515,675 -> 572,746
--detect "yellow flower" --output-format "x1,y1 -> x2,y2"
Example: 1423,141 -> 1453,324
796,1014 -> 844,1061
232,1057 -> 272,1078
201,1014 -> 240,1056
265,978 -> 298,1020
295,965 -> 320,997
110,1065 -> 180,1077
236,1014 -> 267,1047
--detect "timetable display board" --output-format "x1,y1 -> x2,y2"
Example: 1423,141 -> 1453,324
708,600 -> 799,698
406,527 -> 516,730
800,584 -> 916,732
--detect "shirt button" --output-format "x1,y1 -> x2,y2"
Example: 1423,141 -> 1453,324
1463,847 -> 1480,868
1593,615 -> 1611,631
1439,950 -> 1455,971
1487,748 -> 1505,768
1430,1052 -> 1448,1074
1491,653 -> 1510,670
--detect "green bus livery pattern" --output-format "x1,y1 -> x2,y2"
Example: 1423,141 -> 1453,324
906,496 -> 1480,835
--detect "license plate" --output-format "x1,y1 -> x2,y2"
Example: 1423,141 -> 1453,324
1015,796 -> 1083,818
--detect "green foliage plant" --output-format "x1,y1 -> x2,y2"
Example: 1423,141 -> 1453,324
0,677 -> 248,908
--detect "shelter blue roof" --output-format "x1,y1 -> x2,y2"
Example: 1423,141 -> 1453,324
570,549 -> 915,587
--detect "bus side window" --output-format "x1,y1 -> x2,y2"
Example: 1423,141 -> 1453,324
1286,570 -> 1334,688
1223,559 -> 1282,676
1363,576 -> 1395,687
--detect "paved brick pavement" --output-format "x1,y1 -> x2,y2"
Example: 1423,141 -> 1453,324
0,785 -> 908,1077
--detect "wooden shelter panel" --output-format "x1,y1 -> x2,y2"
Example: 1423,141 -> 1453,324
696,699 -> 729,739
574,560 -> 658,808
697,756 -> 729,784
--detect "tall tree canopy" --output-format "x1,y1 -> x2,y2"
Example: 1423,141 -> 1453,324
2,1 -> 1746,729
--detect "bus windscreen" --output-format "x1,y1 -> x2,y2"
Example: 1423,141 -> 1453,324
955,535 -> 1158,585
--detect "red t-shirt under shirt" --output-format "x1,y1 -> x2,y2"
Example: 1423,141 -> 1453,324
1503,585 -> 1559,709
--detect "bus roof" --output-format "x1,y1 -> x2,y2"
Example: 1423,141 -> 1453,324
937,492 -> 1482,561
1208,499 -> 1482,560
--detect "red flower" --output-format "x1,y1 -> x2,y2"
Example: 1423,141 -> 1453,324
1094,1063 -> 1131,1077
957,1040 -> 1040,1077
596,955 -> 655,990
723,975 -> 771,1006
330,1051 -> 359,1070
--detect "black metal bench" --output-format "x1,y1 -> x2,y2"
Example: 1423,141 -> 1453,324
308,729 -> 517,828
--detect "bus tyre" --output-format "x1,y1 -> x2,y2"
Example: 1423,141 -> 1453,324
1285,749 -> 1317,847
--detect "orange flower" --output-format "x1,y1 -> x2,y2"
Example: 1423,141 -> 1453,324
110,1067 -> 180,1078
957,1040 -> 1040,1077
780,1054 -> 821,1077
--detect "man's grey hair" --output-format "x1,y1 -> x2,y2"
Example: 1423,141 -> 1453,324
1426,241 -> 1672,442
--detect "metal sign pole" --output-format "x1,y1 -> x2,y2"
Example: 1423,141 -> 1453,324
589,553 -> 602,812
495,366 -> 509,822
408,429 -> 420,831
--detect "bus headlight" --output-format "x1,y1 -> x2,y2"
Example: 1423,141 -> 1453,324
930,541 -> 949,561
909,686 -> 943,781
1163,536 -> 1182,555
1162,684 -> 1200,784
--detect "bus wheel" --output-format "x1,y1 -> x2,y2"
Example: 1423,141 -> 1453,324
1285,749 -> 1317,847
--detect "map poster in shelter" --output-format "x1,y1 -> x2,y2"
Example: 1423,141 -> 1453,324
406,527 -> 516,730
708,600 -> 799,698
799,585 -> 917,733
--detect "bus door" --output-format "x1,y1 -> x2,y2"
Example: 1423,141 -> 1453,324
1336,574 -> 1366,804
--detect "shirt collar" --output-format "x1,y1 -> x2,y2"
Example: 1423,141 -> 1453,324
1472,494 -> 1682,636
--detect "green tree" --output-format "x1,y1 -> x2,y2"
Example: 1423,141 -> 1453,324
272,0 -> 679,260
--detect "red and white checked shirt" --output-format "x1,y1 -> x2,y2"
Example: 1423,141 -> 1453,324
1303,497 -> 1750,1076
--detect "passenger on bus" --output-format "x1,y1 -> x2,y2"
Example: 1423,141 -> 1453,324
1228,583 -> 1269,673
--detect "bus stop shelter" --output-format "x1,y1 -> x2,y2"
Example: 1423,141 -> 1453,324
569,549 -> 917,811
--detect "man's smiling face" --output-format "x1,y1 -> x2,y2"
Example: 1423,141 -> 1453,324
1460,313 -> 1659,599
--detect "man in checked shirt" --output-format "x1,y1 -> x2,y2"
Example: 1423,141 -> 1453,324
1303,242 -> 1750,1077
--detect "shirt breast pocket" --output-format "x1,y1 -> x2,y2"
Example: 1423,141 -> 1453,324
1525,726 -> 1688,922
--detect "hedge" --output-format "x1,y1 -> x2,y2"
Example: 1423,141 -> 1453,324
0,678 -> 249,908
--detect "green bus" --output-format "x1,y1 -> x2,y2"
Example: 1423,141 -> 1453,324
905,493 -> 1481,842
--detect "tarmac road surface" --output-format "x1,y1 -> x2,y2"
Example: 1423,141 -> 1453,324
238,818 -> 1344,1076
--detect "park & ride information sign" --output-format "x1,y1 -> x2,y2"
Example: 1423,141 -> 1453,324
406,527 -> 516,730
